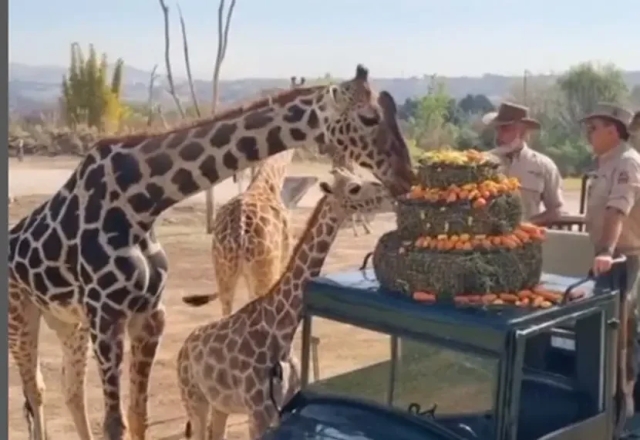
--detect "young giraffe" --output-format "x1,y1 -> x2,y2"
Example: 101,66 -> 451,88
205,77 -> 306,315
321,143 -> 376,236
178,167 -> 391,440
7,65 -> 414,440
207,149 -> 296,316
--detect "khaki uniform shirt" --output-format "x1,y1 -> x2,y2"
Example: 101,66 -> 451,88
585,143 -> 640,255
488,145 -> 564,220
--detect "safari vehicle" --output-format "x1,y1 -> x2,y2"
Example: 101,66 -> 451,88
259,229 -> 640,440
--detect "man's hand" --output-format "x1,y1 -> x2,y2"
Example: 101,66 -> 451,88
593,254 -> 614,276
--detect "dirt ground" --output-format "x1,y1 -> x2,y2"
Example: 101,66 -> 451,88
7,157 -> 582,440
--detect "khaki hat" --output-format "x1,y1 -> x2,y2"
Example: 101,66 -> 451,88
579,102 -> 634,127
481,102 -> 541,130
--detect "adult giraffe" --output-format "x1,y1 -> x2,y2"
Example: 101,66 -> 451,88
7,65 -> 414,440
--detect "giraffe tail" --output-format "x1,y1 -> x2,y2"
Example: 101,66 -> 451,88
182,293 -> 219,307
184,420 -> 192,438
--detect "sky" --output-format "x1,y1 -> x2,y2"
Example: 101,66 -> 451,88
9,0 -> 640,80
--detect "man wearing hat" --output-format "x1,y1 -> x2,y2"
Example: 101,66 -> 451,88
482,102 -> 565,224
581,102 -> 640,416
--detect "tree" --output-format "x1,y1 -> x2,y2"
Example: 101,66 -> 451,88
408,76 -> 459,150
556,62 -> 629,138
457,94 -> 494,116
61,43 -> 126,131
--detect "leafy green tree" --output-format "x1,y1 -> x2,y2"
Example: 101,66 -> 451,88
556,62 -> 629,138
61,43 -> 126,131
457,94 -> 494,116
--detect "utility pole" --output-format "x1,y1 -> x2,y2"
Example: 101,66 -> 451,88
523,69 -> 530,106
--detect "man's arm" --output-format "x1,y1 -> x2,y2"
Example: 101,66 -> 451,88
596,208 -> 625,256
597,159 -> 640,255
529,161 -> 565,225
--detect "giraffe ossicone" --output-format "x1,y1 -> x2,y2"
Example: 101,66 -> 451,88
8,64 -> 413,440
177,168 -> 392,440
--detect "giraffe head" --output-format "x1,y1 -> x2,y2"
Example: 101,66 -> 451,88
317,167 -> 391,218
315,66 -> 415,197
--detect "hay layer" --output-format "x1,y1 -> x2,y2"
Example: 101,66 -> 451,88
396,192 -> 523,238
373,230 -> 542,300
417,162 -> 501,189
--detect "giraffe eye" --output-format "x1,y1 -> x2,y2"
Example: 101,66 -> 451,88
347,184 -> 362,195
358,114 -> 379,127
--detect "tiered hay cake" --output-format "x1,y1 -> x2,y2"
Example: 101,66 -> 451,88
373,148 -> 551,308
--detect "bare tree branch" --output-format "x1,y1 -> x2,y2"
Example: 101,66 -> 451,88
177,3 -> 201,117
146,64 -> 159,126
207,0 -> 237,232
158,0 -> 185,118
211,0 -> 236,115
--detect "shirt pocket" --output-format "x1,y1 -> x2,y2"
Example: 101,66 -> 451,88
519,171 -> 544,196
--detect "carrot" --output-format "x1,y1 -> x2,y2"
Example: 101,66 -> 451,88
454,242 -> 466,250
534,290 -> 563,303
514,229 -> 530,241
503,238 -> 518,249
473,198 -> 487,209
509,234 -> 522,246
459,190 -> 469,200
519,222 -> 539,233
413,292 -> 436,302
492,299 -> 505,305
459,233 -> 471,242
482,294 -> 498,302
499,293 -> 519,303
540,301 -> 553,309
532,296 -> 544,308
462,242 -> 473,251
520,297 -> 531,306
518,290 -> 535,299
480,239 -> 492,249
446,192 -> 457,203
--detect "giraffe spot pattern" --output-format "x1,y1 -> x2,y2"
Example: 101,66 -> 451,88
210,123 -> 238,148
236,136 -> 260,162
244,110 -> 275,131
265,126 -> 287,156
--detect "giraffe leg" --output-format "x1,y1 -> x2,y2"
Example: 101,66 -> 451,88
126,306 -> 167,440
181,388 -> 209,440
351,214 -> 360,237
88,316 -> 127,440
8,287 -> 47,440
361,214 -> 372,235
207,408 -> 229,440
247,405 -> 277,440
41,314 -> 92,440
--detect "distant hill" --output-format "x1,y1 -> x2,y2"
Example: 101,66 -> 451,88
9,62 -> 640,116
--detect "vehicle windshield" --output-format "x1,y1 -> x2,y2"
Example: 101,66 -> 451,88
305,319 -> 498,419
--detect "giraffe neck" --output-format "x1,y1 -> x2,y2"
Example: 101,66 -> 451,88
262,196 -> 347,349
82,86 -> 329,234
246,150 -> 295,195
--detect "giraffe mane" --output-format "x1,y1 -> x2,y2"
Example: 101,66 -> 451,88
90,84 -> 327,149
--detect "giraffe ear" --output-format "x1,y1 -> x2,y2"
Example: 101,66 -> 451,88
319,181 -> 333,195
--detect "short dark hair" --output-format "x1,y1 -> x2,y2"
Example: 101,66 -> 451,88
601,117 -> 630,141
